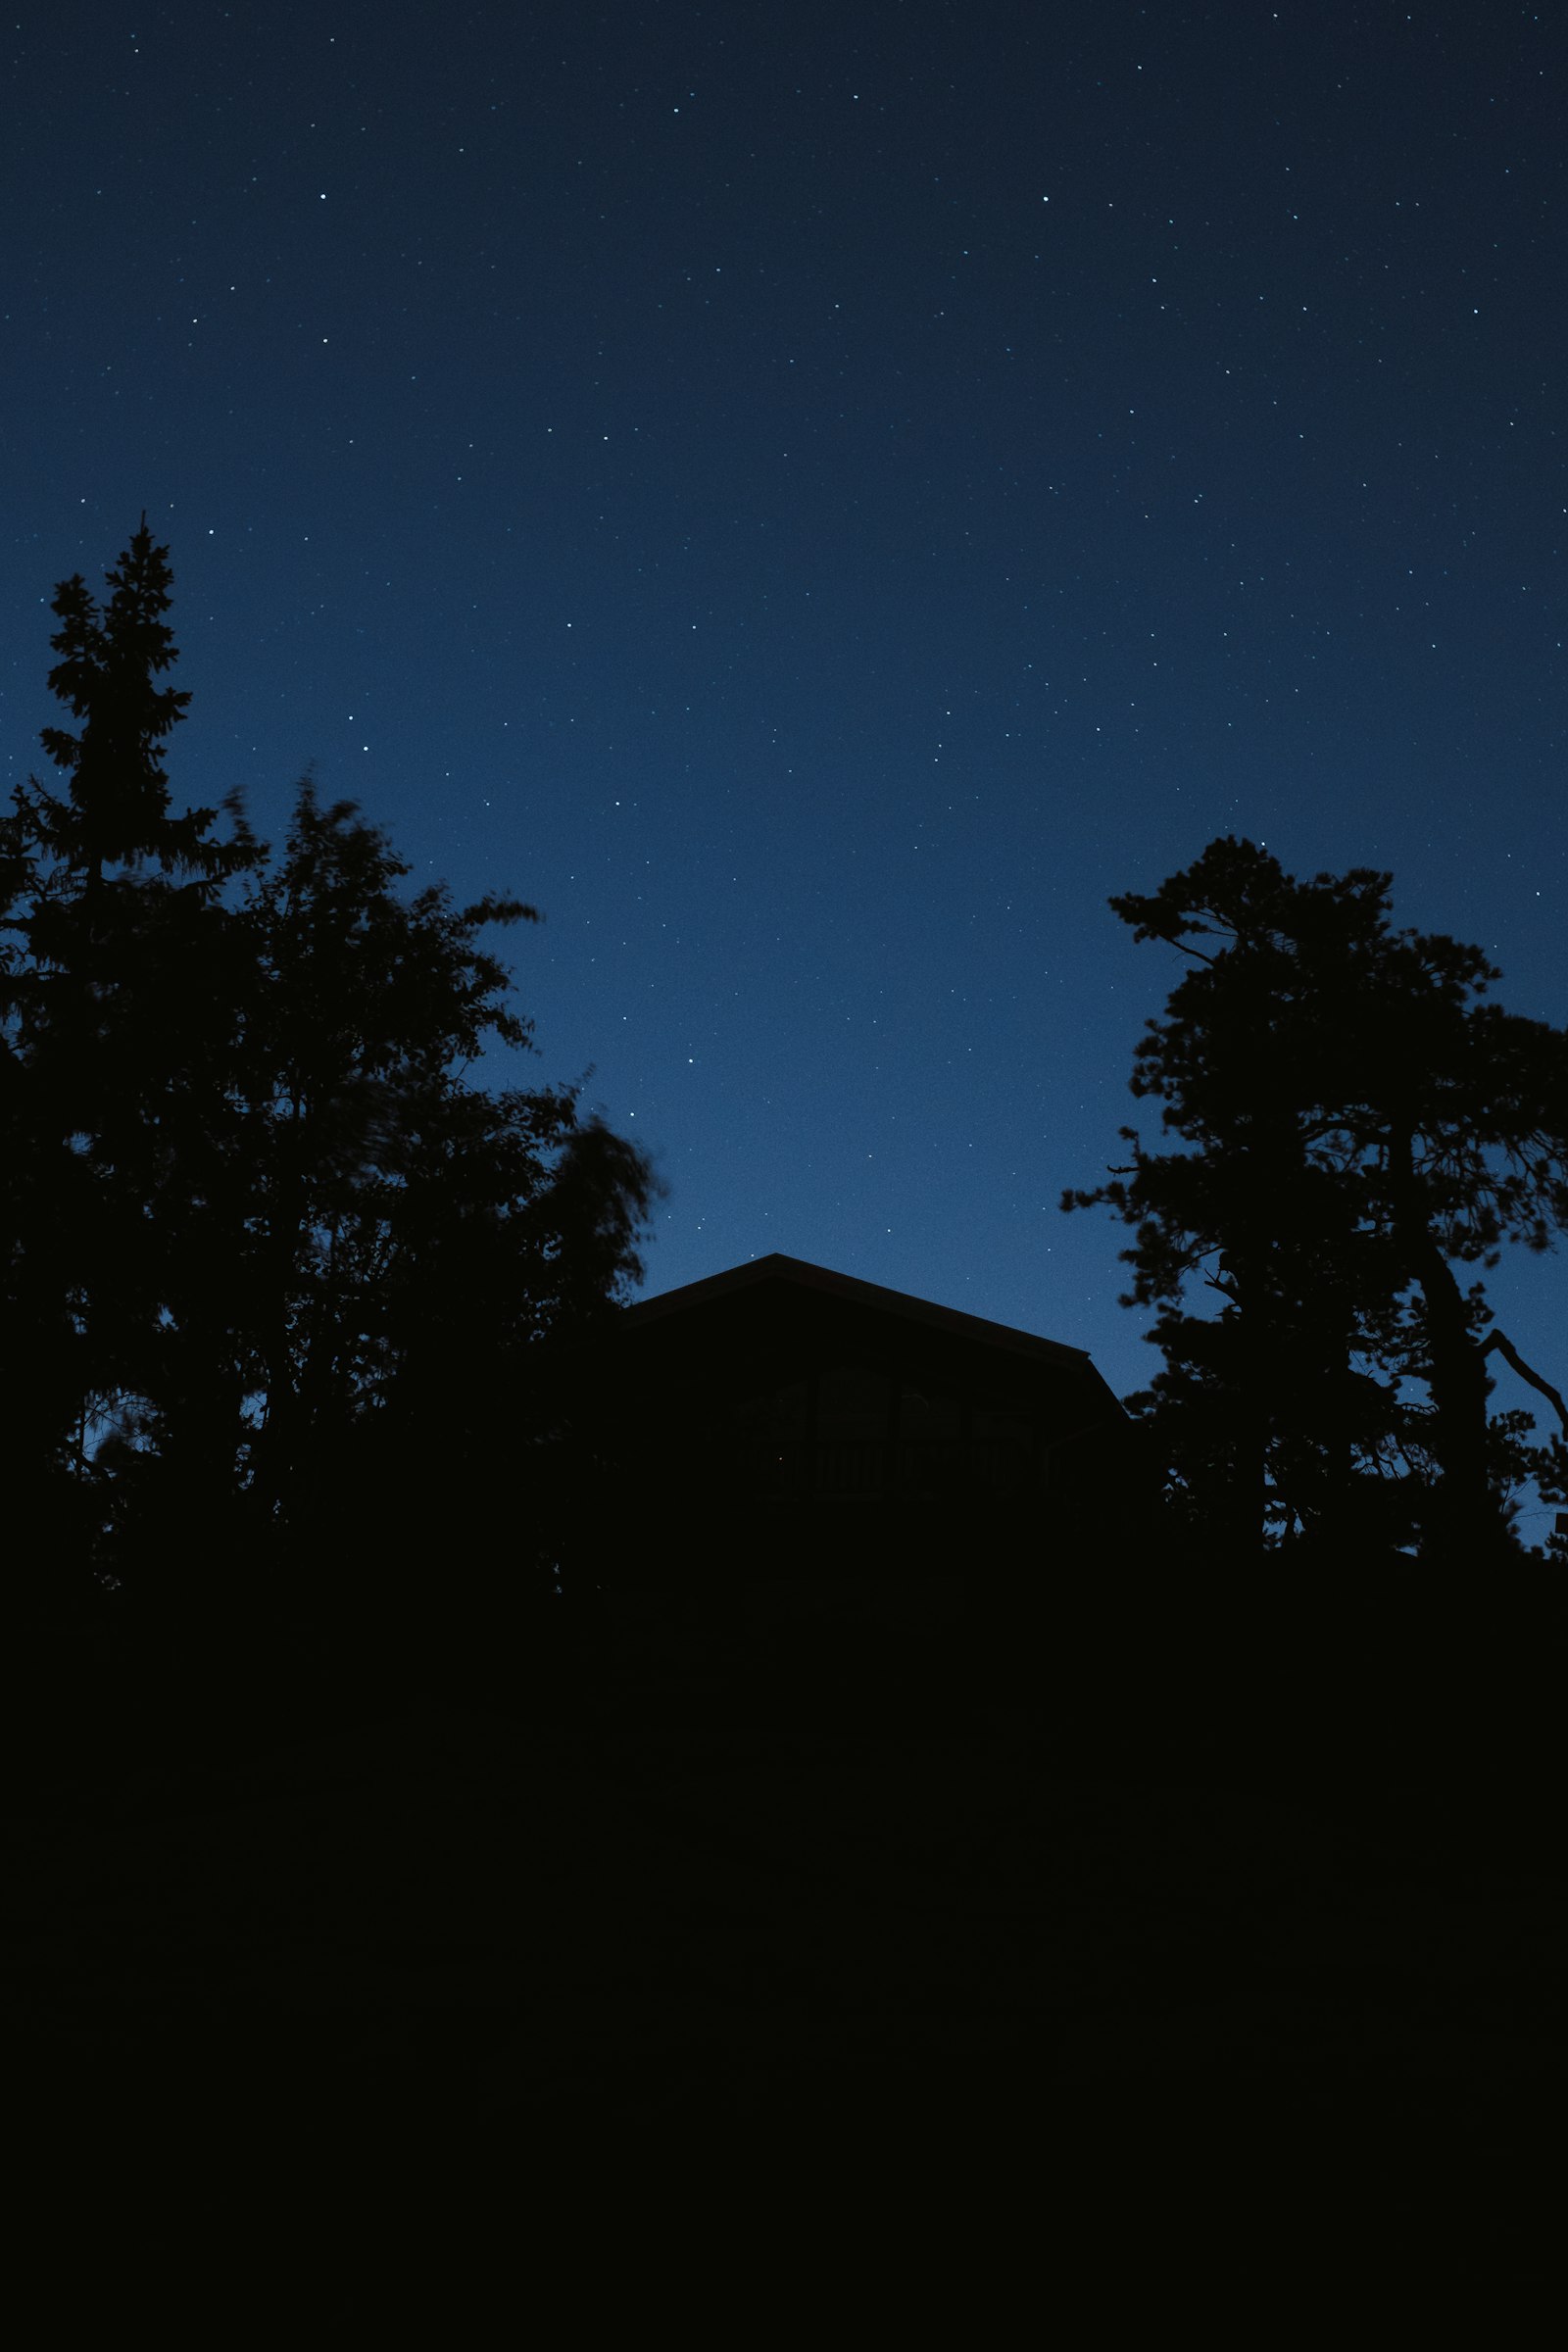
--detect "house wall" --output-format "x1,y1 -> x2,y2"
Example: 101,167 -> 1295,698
561,1277 -> 1150,1627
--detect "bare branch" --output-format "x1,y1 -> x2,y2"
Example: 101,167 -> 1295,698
1481,1330 -> 1568,1436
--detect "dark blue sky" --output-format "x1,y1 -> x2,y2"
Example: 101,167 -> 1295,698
5,3 -> 1564,1526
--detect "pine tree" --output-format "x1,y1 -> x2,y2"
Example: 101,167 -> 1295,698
1,522 -> 261,1605
1064,837 -> 1568,1566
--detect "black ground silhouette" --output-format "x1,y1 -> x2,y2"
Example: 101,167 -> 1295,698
6,1576 -> 1563,2284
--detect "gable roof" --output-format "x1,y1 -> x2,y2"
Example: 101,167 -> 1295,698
619,1251 -> 1092,1373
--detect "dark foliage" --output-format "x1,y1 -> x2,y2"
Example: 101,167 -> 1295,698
1064,836 -> 1568,1564
1,521 -> 265,1609
1,525 -> 657,1687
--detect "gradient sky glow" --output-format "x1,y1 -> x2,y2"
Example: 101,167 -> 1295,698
4,3 -> 1564,1530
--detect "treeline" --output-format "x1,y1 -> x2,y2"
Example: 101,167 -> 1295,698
5,525 -> 1567,1728
1,523 -> 656,1703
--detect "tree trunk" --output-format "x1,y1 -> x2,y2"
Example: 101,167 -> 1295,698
1386,1125 -> 1504,1565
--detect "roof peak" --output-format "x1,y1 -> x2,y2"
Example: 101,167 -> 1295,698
620,1252 -> 1091,1365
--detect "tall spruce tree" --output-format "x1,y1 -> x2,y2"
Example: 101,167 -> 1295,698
1064,837 -> 1568,1566
1,521 -> 261,1605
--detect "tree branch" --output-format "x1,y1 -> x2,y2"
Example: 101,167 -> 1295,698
1480,1329 -> 1568,1436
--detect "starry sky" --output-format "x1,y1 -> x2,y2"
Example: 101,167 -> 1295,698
4,3 -> 1565,1525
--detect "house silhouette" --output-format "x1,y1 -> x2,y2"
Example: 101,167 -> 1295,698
565,1253 -> 1153,1630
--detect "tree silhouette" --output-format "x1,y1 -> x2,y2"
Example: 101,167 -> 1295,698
1064,837 -> 1568,1566
188,785 -> 657,1642
2,525 -> 656,1665
1,520 -> 263,1605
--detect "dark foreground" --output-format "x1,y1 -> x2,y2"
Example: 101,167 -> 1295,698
5,1574 -> 1564,2297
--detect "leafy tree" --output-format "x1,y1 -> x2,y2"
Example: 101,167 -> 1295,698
168,785 -> 657,1628
1064,836 -> 1568,1566
2,525 -> 657,1656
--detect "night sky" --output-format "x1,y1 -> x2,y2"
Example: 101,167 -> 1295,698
5,4 -> 1564,1530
